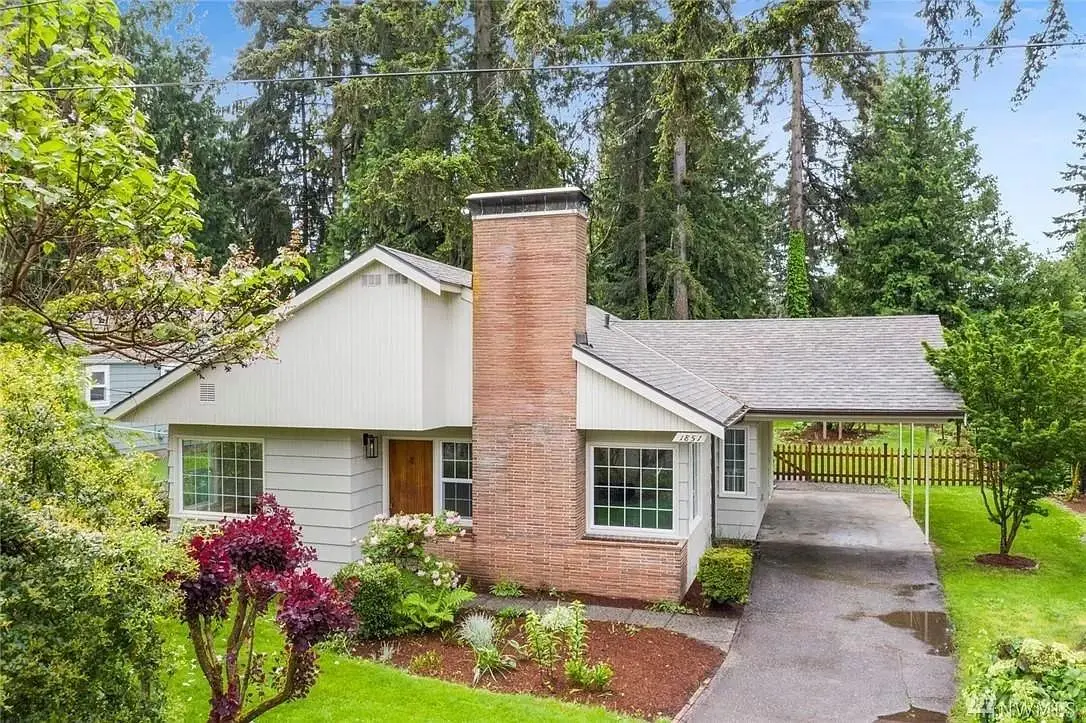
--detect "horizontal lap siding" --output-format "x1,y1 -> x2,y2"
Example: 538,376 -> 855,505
715,421 -> 773,540
577,365 -> 700,432
168,425 -> 375,572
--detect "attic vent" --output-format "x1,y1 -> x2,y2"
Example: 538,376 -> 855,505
360,273 -> 383,287
387,272 -> 409,285
198,383 -> 216,403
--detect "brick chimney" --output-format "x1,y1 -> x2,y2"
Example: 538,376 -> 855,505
453,187 -> 684,600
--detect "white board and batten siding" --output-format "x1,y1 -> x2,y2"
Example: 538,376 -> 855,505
120,261 -> 472,431
715,420 -> 774,540
577,365 -> 700,432
168,425 -> 381,577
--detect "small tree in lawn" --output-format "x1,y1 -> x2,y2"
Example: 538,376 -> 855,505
927,305 -> 1086,557
179,496 -> 354,723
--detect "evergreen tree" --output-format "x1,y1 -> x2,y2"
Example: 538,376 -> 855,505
119,1 -> 241,264
232,0 -> 326,261
785,231 -> 811,317
1051,113 -> 1086,244
836,66 -> 1015,322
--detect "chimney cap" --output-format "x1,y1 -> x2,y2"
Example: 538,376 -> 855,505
466,186 -> 590,218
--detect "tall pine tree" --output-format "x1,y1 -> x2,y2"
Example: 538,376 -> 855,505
836,65 -> 1015,322
1051,113 -> 1086,244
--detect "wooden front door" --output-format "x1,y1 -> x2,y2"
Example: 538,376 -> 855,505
388,440 -> 433,515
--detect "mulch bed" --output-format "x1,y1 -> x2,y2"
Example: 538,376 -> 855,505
975,553 -> 1039,570
353,619 -> 724,719
1058,495 -> 1086,516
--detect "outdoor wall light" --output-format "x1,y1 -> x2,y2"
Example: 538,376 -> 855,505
363,433 -> 378,459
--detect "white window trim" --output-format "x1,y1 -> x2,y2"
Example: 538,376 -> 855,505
718,426 -> 754,499
585,442 -> 682,540
174,435 -> 265,521
86,364 -> 110,407
436,438 -> 473,525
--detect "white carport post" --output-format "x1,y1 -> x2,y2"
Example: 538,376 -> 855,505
909,423 -> 916,516
897,423 -> 903,499
924,425 -> 932,543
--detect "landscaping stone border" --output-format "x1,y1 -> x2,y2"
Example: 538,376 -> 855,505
472,594 -> 738,652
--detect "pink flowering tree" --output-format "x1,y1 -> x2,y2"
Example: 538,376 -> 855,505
179,496 -> 354,723
0,0 -> 307,367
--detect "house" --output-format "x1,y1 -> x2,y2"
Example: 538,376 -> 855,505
108,187 -> 962,600
81,352 -> 166,412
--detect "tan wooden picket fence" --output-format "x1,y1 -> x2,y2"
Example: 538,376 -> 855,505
773,442 -> 990,486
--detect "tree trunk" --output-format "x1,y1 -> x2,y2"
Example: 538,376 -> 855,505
636,163 -> 649,318
788,53 -> 805,233
672,134 -> 689,320
473,0 -> 496,110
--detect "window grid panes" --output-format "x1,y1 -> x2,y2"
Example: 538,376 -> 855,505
440,441 -> 472,519
591,446 -> 674,531
181,440 -> 264,515
88,369 -> 107,403
722,429 -> 746,493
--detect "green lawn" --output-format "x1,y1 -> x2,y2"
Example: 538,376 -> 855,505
162,619 -> 630,723
915,487 -> 1086,719
774,420 -> 957,452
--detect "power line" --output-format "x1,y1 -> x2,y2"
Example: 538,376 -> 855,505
1,39 -> 1083,94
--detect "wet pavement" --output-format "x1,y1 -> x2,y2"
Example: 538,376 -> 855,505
681,482 -> 956,723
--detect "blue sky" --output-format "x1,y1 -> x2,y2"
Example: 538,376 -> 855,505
180,0 -> 1084,254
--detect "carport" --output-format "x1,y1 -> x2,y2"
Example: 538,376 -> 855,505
607,314 -> 965,540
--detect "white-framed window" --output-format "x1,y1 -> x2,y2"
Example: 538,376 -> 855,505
721,428 -> 746,494
439,441 -> 472,519
589,445 -> 675,533
180,439 -> 264,515
86,365 -> 110,406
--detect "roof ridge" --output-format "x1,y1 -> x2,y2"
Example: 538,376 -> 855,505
608,320 -> 749,410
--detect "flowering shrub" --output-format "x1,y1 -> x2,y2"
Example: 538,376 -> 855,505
361,511 -> 466,590
178,495 -> 354,723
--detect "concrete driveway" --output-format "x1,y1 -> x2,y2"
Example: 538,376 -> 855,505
682,482 -> 956,723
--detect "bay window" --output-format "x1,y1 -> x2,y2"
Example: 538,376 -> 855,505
590,446 -> 674,532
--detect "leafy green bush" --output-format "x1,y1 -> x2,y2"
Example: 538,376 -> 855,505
496,605 -> 527,621
964,638 -> 1086,722
333,561 -> 406,640
697,545 -> 753,604
0,501 -> 185,722
565,659 -> 615,691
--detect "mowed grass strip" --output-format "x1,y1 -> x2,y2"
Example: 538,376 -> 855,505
915,487 -> 1086,719
161,618 -> 633,723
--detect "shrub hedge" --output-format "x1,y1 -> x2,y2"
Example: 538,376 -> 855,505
697,545 -> 753,604
333,561 -> 406,640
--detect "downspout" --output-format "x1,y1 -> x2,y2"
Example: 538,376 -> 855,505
710,435 -> 718,543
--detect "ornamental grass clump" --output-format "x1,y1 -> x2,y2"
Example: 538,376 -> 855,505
178,495 -> 355,723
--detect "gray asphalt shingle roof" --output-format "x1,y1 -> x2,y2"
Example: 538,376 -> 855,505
580,311 -> 962,419
581,307 -> 746,426
379,246 -> 473,288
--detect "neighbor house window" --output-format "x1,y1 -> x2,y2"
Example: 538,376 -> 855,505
87,365 -> 109,406
181,440 -> 264,515
440,441 -> 472,519
721,428 -> 746,494
591,446 -> 674,531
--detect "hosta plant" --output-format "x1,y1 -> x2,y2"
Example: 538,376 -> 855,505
178,496 -> 354,723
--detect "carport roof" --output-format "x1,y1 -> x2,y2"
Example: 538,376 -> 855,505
577,310 -> 963,422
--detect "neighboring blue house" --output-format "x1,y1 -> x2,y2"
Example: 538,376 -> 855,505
81,352 -> 170,453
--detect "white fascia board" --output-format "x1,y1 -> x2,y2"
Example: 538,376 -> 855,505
572,347 -> 729,439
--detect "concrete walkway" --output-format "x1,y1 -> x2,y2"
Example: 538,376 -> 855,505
682,482 -> 956,723
472,594 -> 738,652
